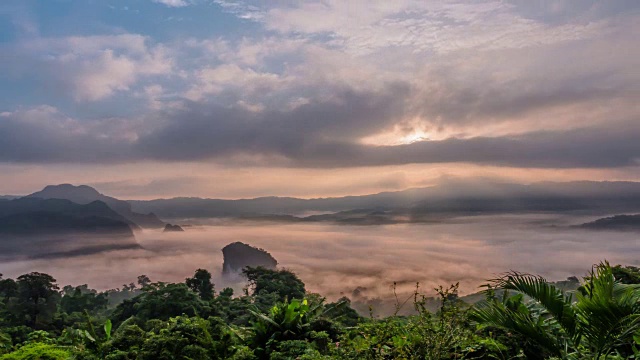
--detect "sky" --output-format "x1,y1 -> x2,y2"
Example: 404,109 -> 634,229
0,0 -> 639,199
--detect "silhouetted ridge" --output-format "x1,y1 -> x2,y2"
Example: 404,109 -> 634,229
580,214 -> 640,231
0,211 -> 134,236
0,197 -> 140,231
27,184 -> 165,229
128,180 -> 640,220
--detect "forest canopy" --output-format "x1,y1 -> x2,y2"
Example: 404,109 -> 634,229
0,263 -> 639,359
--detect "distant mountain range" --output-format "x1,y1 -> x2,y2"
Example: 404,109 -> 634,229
3,180 -> 640,241
127,180 -> 640,221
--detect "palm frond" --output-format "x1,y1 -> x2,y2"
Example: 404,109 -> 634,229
490,272 -> 577,336
471,298 -> 564,357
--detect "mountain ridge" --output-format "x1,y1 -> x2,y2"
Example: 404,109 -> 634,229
27,184 -> 165,229
127,180 -> 640,219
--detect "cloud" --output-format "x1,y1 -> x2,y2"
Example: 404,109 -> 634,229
152,0 -> 190,8
2,90 -> 638,170
0,106 -> 137,162
2,219 -> 640,314
2,34 -> 173,102
259,0 -> 611,55
0,1 -> 638,176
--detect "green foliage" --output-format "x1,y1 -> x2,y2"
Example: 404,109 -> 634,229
0,332 -> 12,355
243,267 -> 306,305
0,343 -> 70,360
60,285 -> 108,315
334,283 -> 506,359
471,262 -> 640,359
111,282 -> 209,325
10,273 -> 60,329
612,265 -> 640,284
1,262 -> 639,360
322,297 -> 362,327
137,316 -> 215,359
106,315 -> 239,360
108,324 -> 145,354
248,297 -> 346,359
185,269 -> 215,300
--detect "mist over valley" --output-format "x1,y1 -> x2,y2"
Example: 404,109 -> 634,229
1,183 -> 639,316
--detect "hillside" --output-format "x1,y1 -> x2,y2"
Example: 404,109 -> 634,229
27,184 -> 165,229
0,198 -> 140,259
0,197 -> 139,231
0,211 -> 135,236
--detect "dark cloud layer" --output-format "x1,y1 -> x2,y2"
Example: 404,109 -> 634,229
296,126 -> 640,168
1,87 -> 638,169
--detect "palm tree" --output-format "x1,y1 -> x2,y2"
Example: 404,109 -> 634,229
248,297 -> 347,359
471,262 -> 640,359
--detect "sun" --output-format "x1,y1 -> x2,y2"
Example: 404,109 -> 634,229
361,127 -> 432,146
399,131 -> 429,144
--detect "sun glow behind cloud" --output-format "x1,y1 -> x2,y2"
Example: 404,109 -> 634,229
360,118 -> 450,146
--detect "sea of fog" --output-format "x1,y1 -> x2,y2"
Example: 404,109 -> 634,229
1,214 -> 639,309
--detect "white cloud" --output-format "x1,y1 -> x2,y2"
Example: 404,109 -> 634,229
152,0 -> 190,8
185,63 -> 287,101
261,0 -> 609,55
213,0 -> 264,20
15,34 -> 173,102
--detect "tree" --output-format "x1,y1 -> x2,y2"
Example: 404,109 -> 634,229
137,275 -> 151,289
137,316 -> 237,360
248,299 -> 314,358
471,262 -> 640,358
185,269 -> 215,300
60,284 -> 108,315
111,282 -> 209,324
13,272 -> 60,329
0,275 -> 18,326
0,275 -> 17,301
243,267 -> 306,304
612,265 -> 640,284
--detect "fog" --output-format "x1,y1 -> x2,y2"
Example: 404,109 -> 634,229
1,215 -> 639,311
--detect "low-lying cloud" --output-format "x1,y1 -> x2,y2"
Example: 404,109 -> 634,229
1,216 -> 638,311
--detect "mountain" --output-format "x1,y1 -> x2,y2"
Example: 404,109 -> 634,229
128,181 -> 640,220
0,195 -> 19,200
27,184 -> 164,229
579,214 -> 640,231
0,211 -> 135,236
0,197 -> 140,231
163,224 -> 184,232
222,242 -> 278,278
0,198 -> 139,260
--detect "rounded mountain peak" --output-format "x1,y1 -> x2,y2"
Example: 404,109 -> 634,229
34,184 -> 101,199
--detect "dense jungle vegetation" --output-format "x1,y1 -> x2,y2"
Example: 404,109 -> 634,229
0,263 -> 639,359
